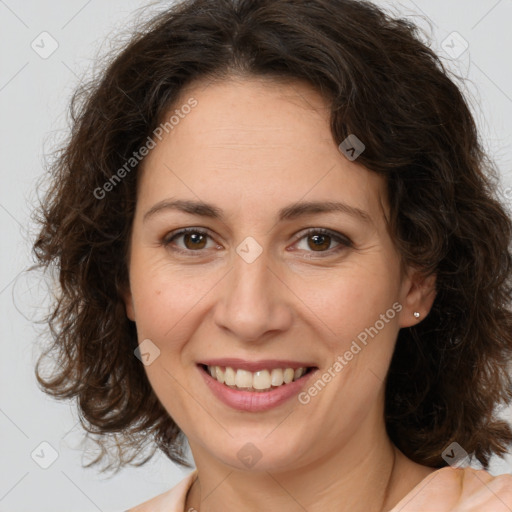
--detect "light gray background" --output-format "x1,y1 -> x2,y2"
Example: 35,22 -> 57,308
1,1 -> 511,511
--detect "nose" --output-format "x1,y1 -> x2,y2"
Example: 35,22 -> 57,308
213,250 -> 293,343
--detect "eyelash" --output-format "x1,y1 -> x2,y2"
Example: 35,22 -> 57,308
162,227 -> 353,257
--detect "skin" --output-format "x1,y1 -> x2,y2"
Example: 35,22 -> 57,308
123,76 -> 510,512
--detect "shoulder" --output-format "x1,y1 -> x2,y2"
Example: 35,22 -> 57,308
125,469 -> 198,512
390,466 -> 512,511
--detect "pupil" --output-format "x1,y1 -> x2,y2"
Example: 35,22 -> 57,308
308,234 -> 330,251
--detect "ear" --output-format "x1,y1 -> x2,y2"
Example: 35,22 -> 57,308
398,267 -> 437,328
121,284 -> 136,322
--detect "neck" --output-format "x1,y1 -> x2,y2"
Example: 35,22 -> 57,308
185,407 -> 433,512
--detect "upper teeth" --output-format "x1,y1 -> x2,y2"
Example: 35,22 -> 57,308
207,365 -> 308,391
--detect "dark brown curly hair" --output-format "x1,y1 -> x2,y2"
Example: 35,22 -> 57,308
33,0 -> 512,474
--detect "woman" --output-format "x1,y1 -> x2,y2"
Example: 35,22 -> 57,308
33,0 -> 512,510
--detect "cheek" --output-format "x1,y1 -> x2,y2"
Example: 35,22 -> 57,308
128,263 -> 206,418
131,281 -> 202,347
128,248 -> 209,336
292,260 -> 401,343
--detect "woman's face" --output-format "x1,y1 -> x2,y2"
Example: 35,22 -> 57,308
124,76 -> 433,472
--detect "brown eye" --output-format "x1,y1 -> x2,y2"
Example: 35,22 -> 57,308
294,228 -> 352,256
307,233 -> 332,251
163,228 -> 217,252
183,232 -> 207,250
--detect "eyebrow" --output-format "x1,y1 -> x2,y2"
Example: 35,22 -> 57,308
143,199 -> 372,224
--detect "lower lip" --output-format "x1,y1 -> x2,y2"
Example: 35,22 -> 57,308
198,365 -> 318,412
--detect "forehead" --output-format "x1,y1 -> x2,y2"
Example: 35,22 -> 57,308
137,76 -> 387,223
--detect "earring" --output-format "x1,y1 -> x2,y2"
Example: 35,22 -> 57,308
413,311 -> 420,318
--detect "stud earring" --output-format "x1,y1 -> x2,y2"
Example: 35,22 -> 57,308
413,311 -> 420,318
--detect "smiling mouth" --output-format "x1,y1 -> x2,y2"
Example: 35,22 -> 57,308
199,364 -> 317,392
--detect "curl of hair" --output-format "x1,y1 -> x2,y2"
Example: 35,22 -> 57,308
33,0 -> 512,473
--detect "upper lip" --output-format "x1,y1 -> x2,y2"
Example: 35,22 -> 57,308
199,358 -> 317,372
